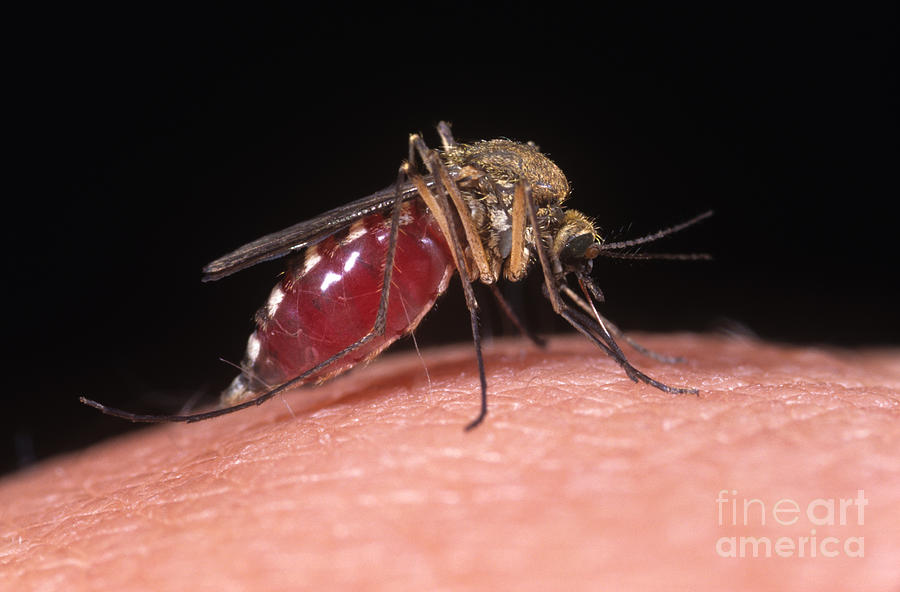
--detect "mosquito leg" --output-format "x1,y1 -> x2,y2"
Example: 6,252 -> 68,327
81,165 -> 414,423
555,300 -> 698,395
559,284 -> 685,364
519,179 -> 635,375
555,283 -> 697,393
404,137 -> 489,430
490,284 -> 547,348
617,333 -> 686,364
437,120 -> 457,149
490,176 -> 545,348
518,180 -> 696,395
505,167 -> 529,282
518,181 -> 566,313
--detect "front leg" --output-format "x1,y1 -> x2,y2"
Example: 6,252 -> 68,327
518,179 -> 697,396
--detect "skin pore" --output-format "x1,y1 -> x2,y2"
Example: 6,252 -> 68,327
2,334 -> 899,590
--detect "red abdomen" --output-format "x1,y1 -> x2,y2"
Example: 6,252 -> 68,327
222,200 -> 454,405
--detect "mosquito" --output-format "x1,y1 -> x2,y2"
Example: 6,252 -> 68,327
82,122 -> 711,430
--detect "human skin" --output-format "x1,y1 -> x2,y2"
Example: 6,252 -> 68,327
1,334 -> 899,591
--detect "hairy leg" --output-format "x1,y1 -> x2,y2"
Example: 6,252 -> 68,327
2,335 -> 899,591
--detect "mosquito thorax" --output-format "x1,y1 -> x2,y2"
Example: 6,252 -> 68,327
442,139 -> 570,205
440,138 -> 575,283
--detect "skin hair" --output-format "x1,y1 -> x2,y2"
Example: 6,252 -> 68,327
2,334 -> 899,590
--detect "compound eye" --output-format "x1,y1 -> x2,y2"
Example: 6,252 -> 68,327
560,234 -> 600,263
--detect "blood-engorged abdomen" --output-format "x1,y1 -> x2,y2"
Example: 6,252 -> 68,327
222,200 -> 454,406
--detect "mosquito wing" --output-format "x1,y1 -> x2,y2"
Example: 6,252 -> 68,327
202,179 -> 433,282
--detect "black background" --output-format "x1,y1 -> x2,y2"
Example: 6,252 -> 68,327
5,4 -> 896,475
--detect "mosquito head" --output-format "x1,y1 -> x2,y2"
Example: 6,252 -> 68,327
553,210 -> 602,274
